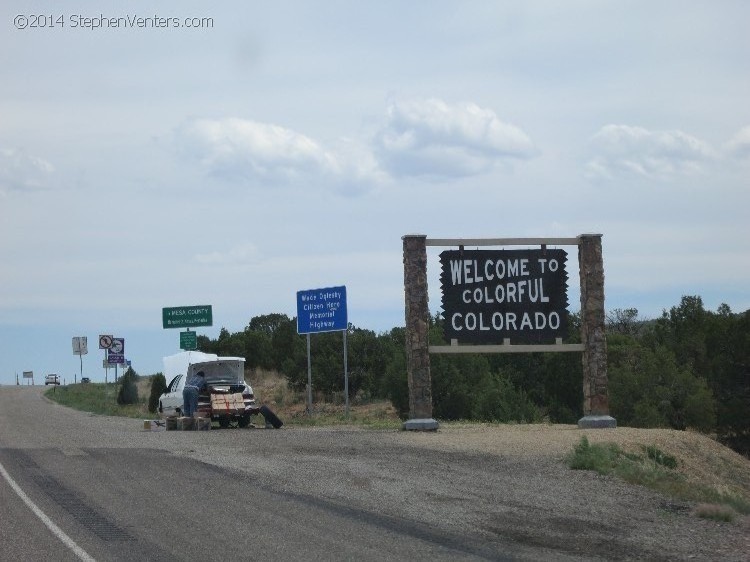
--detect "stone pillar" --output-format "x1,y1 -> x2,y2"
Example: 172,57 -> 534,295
402,235 -> 438,431
578,234 -> 616,428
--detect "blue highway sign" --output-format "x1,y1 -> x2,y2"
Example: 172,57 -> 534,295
296,286 -> 348,334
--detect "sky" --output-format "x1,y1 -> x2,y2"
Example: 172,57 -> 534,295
1,1 -> 749,385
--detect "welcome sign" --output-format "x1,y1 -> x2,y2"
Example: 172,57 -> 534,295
440,249 -> 569,344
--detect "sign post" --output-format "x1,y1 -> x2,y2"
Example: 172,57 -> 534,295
402,234 -> 613,431
72,336 -> 88,382
163,305 -> 212,351
296,286 -> 348,416
99,334 -> 113,383
107,338 -> 125,381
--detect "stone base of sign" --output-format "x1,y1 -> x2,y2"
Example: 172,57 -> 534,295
403,418 -> 439,431
578,415 -> 617,429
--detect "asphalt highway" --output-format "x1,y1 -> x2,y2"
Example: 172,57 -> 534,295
3,385 -> 747,561
0,386 -> 523,561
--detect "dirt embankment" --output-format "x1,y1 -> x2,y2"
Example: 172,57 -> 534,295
404,423 -> 750,501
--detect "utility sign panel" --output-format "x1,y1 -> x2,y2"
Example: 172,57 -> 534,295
296,286 -> 347,334
107,338 -> 125,364
180,331 -> 197,350
72,336 -> 88,355
440,249 -> 569,344
107,353 -> 125,364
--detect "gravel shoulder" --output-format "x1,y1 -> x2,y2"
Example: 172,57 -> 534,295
174,421 -> 750,561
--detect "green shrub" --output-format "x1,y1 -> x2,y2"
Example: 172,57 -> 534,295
148,373 -> 167,413
645,445 -> 678,469
566,436 -> 620,474
117,368 -> 139,405
566,437 -> 750,519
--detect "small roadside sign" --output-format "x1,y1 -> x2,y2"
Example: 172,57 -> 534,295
107,353 -> 125,365
295,285 -> 350,416
99,335 -> 113,349
72,337 -> 88,355
180,331 -> 197,350
110,338 -> 124,354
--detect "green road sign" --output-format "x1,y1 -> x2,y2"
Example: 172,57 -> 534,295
180,330 -> 197,350
162,305 -> 213,329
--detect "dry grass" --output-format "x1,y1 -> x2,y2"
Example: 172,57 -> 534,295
136,378 -> 153,401
246,368 -> 401,425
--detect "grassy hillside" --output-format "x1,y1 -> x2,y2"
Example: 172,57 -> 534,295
45,369 -> 402,428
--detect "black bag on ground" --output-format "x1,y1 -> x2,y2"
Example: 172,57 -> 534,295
259,404 -> 283,429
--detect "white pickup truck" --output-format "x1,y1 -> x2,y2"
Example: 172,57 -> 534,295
45,374 -> 60,385
157,351 -> 260,428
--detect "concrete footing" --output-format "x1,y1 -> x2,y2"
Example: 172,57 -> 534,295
578,415 -> 617,429
403,418 -> 439,431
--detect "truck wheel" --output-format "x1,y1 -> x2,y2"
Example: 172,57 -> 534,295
260,405 -> 283,429
218,417 -> 230,429
237,415 -> 251,428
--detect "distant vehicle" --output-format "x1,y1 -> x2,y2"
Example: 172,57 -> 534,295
81,377 -> 91,384
45,374 -> 60,385
158,351 -> 260,428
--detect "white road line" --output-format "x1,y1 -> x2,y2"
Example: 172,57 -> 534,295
0,459 -> 96,562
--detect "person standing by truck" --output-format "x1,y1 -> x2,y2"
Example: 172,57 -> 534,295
182,371 -> 207,417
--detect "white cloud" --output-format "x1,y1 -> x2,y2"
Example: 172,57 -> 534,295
373,98 -> 537,179
175,118 -> 381,194
725,125 -> 750,159
194,242 -> 261,265
174,100 -> 538,191
585,125 -> 715,181
177,118 -> 337,180
0,148 -> 54,192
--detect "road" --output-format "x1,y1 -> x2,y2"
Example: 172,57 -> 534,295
1,385 -> 747,561
0,386 -> 524,561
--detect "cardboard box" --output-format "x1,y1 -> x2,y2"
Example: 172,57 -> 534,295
177,416 -> 194,430
165,417 -> 178,431
194,417 -> 211,431
210,393 -> 244,414
143,419 -> 166,431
